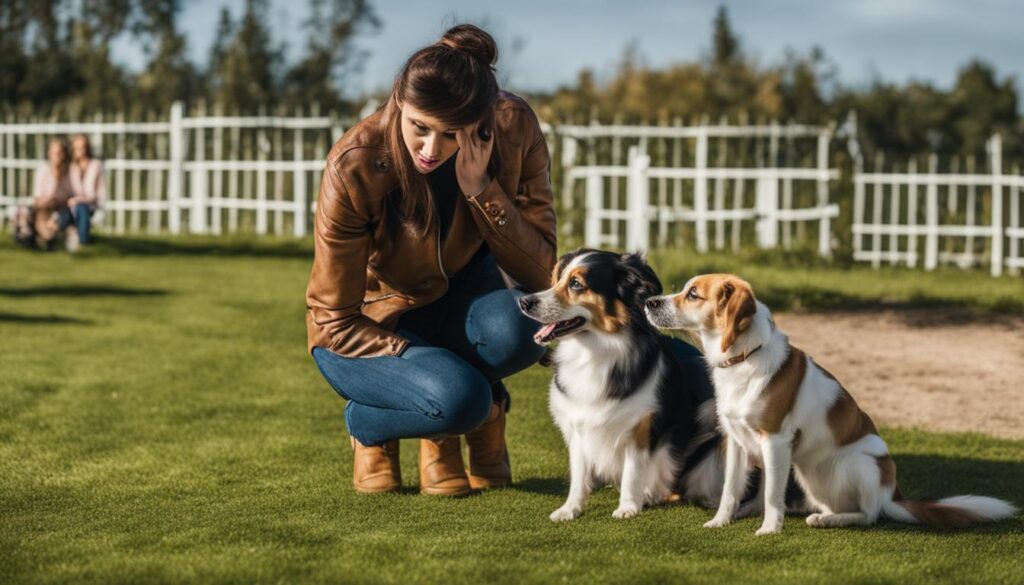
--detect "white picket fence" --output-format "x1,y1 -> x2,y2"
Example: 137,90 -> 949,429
0,102 -> 346,237
3,103 -> 1024,276
853,134 -> 1024,276
557,122 -> 839,255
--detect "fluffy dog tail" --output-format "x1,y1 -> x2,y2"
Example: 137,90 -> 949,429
882,491 -> 1017,528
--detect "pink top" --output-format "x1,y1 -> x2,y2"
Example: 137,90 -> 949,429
70,159 -> 106,210
32,162 -> 73,208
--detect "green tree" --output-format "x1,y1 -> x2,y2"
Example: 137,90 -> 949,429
282,0 -> 380,111
134,0 -> 198,112
206,0 -> 283,113
948,60 -> 1019,159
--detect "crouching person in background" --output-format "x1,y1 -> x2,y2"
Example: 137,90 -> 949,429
59,134 -> 105,250
15,136 -> 73,250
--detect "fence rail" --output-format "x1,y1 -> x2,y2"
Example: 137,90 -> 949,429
559,120 -> 838,255
0,102 -> 345,238
2,103 -> 1023,277
852,135 -> 1024,276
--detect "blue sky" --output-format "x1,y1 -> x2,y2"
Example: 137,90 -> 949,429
112,0 -> 1024,99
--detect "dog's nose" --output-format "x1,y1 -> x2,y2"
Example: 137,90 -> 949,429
519,295 -> 538,312
645,297 -> 663,311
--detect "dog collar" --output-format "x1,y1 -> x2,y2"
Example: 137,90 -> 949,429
717,345 -> 763,368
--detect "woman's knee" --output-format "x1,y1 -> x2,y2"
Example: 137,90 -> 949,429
420,365 -> 492,434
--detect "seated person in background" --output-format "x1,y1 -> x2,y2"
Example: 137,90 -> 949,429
60,134 -> 105,249
21,136 -> 73,249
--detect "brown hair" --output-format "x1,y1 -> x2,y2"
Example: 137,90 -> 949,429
384,24 -> 501,236
47,136 -> 70,181
71,133 -> 93,160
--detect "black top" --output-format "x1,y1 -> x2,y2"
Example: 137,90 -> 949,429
426,154 -> 460,241
425,153 -> 492,275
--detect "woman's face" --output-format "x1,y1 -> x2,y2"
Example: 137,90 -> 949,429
399,102 -> 462,173
48,141 -> 65,166
72,136 -> 89,162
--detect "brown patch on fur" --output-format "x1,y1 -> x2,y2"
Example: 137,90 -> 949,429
715,279 -> 756,353
550,257 -> 566,287
632,415 -> 652,450
576,289 -> 628,333
826,387 -> 879,446
757,346 -> 807,434
876,454 -> 897,486
671,290 -> 688,310
551,266 -> 630,333
897,500 -> 981,529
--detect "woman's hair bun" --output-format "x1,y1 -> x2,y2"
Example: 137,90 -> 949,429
438,24 -> 498,68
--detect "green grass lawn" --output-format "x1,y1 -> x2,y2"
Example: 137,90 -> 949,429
1,236 -> 1022,584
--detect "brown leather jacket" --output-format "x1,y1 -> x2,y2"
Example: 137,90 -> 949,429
306,92 -> 557,358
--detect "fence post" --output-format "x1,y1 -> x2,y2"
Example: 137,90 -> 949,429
816,129 -> 831,256
293,114 -> 307,237
168,101 -> 184,234
191,162 -> 207,233
626,146 -> 651,251
694,128 -> 709,252
560,134 -> 578,239
191,107 -> 207,234
990,134 -> 1003,277
755,174 -> 778,248
924,154 -> 939,270
584,172 -> 602,248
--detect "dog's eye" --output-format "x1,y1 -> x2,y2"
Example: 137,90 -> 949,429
569,277 -> 585,291
687,287 -> 699,300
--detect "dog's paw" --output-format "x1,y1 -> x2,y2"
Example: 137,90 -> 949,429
755,522 -> 783,536
612,505 -> 640,519
703,515 -> 731,529
806,513 -> 825,527
550,505 -> 581,522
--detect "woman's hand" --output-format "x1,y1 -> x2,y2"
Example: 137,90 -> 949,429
455,121 -> 494,198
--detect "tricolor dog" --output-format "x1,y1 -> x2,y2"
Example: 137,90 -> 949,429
645,273 -> 1017,534
518,250 -> 725,521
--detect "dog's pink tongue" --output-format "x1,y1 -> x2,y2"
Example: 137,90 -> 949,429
534,322 -> 557,343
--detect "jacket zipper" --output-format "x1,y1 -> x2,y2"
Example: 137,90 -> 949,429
432,200 -> 448,295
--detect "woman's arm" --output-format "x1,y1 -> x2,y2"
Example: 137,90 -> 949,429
32,163 -> 49,205
463,106 -> 557,292
306,160 -> 409,358
88,160 -> 106,207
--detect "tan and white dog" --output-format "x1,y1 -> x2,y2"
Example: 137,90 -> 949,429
645,273 -> 1017,535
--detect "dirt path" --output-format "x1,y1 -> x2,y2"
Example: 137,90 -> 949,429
773,309 -> 1024,440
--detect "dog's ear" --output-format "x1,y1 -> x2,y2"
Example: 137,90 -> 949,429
619,252 -> 663,303
717,279 -> 756,353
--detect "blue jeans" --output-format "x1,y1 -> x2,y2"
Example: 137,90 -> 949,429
57,203 -> 93,244
312,250 -> 547,446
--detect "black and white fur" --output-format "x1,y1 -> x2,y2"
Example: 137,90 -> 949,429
518,249 -> 724,521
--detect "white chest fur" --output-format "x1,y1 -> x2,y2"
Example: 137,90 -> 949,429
549,335 -> 662,483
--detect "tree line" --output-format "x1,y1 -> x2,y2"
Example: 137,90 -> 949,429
1,3 -> 1020,162
0,0 -> 378,117
529,8 -> 1022,164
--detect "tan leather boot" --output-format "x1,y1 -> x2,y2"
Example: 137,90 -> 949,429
465,401 -> 511,489
350,436 -> 401,494
419,437 -> 471,496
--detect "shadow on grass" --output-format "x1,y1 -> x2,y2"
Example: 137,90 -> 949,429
516,454 -> 1022,533
0,311 -> 92,325
515,477 -> 567,496
0,284 -> 169,298
92,236 -> 311,259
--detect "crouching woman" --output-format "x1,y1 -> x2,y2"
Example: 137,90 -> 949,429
305,24 -> 556,495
